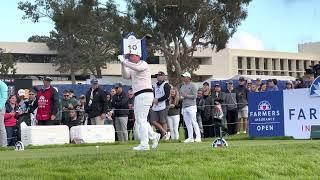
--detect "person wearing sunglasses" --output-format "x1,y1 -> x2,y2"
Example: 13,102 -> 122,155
59,90 -> 78,125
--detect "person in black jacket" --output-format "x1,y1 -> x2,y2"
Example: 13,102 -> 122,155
85,79 -> 107,125
67,107 -> 81,129
127,88 -> 135,140
104,92 -> 113,125
196,89 -> 205,138
236,77 -> 249,134
202,82 -> 215,138
167,87 -> 181,140
112,83 -> 129,141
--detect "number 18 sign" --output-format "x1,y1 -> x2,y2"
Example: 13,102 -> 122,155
121,34 -> 147,61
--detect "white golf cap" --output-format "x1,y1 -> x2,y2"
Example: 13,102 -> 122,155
181,72 -> 191,78
17,89 -> 25,96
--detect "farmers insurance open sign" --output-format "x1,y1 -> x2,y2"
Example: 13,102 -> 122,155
248,91 -> 284,137
249,88 -> 320,139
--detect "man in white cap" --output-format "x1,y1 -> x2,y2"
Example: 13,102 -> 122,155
180,72 -> 201,143
118,53 -> 160,151
17,89 -> 25,98
17,89 -> 28,114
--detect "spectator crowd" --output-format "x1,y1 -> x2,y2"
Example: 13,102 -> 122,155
0,74 -> 316,147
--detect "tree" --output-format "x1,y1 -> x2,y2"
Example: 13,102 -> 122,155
0,49 -> 16,79
18,0 -> 121,83
126,0 -> 251,86
28,35 -> 50,43
75,1 -> 122,78
18,0 -> 87,84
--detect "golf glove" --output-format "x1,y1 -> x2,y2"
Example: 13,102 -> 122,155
117,55 -> 125,63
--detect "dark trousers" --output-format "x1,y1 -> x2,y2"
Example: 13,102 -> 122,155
5,126 -> 16,146
202,116 -> 214,138
37,120 -> 56,126
196,114 -> 204,138
226,109 -> 238,135
16,114 -> 31,141
213,118 -> 222,137
127,119 -> 135,140
180,114 -> 188,139
61,112 -> 69,126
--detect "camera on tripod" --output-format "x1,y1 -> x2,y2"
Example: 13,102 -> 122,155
305,63 -> 320,78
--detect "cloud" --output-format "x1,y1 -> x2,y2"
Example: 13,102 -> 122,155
227,32 -> 265,51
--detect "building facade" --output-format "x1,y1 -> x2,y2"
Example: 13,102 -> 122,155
0,41 -> 320,83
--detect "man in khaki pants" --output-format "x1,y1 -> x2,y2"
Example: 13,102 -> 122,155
85,79 -> 107,125
0,80 -> 8,147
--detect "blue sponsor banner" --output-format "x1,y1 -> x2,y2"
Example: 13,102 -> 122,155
248,91 -> 285,136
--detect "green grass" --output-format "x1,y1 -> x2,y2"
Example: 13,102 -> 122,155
1,138 -> 320,180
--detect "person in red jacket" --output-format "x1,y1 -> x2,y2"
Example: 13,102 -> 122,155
4,95 -> 20,146
35,77 -> 59,125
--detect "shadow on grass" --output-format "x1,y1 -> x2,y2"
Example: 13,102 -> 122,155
0,134 -> 303,152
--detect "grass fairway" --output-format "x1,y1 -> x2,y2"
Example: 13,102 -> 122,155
0,139 -> 320,179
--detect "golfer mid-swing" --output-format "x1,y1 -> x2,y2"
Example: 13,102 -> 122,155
118,53 -> 161,151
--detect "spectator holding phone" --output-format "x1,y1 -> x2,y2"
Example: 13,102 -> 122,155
60,90 -> 78,125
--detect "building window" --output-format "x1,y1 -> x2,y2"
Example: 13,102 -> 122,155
311,61 -> 315,66
288,60 -> 292,71
272,59 -> 276,70
289,72 -> 292,76
280,59 -> 284,70
264,58 -> 268,70
15,54 -> 56,63
304,61 -> 307,69
297,72 -> 301,78
255,58 -> 259,69
148,56 -> 160,64
296,60 -> 300,70
247,71 -> 252,75
247,57 -> 251,69
238,70 -> 243,75
238,57 -> 242,69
